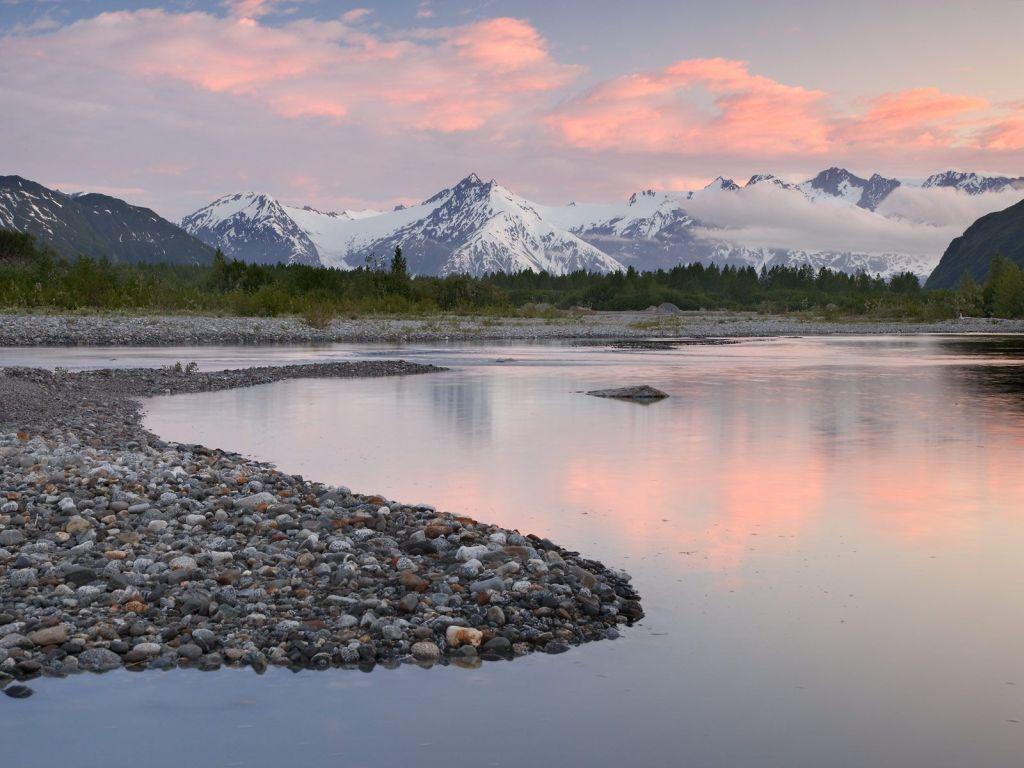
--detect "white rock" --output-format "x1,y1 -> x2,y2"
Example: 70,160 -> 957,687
209,551 -> 233,566
455,545 -> 490,562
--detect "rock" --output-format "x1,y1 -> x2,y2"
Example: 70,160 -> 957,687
0,530 -> 24,547
586,385 -> 669,401
235,492 -> 277,511
8,568 -> 37,588
191,629 -> 217,652
64,515 -> 91,535
125,643 -> 162,663
398,593 -> 420,613
620,600 -> 644,621
481,636 -> 512,655
3,684 -> 33,699
27,625 -> 68,646
470,576 -> 504,594
0,359 -> 642,681
411,641 -> 441,662
544,640 -> 571,654
64,567 -> 97,587
456,545 -> 490,562
78,648 -> 122,672
445,626 -> 483,649
169,555 -> 197,572
177,643 -> 203,661
209,551 -> 233,566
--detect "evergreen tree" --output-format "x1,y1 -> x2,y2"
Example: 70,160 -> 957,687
987,255 -> 1024,318
390,245 -> 408,277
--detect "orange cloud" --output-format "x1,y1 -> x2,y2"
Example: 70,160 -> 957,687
839,87 -> 988,146
549,57 -> 832,156
548,58 -> 1020,163
7,9 -> 578,134
982,111 -> 1024,150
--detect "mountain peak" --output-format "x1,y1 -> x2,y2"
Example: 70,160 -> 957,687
922,170 -> 1024,195
745,173 -> 796,190
628,189 -> 657,205
705,177 -> 740,191
181,191 -> 320,267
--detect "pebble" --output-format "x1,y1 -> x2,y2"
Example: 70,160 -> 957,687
78,648 -> 122,672
411,641 -> 441,662
27,625 -> 68,646
0,312 -> 1015,347
0,361 -> 643,681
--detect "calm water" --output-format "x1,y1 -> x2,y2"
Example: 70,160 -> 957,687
5,336 -> 1024,768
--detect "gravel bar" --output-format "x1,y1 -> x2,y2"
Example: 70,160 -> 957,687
0,361 -> 643,689
2,311 -> 1024,347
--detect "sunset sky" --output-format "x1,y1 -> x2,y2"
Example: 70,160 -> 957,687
2,0 -> 1022,217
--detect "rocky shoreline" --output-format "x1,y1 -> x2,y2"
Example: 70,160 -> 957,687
2,311 -> 1023,347
0,362 -> 643,692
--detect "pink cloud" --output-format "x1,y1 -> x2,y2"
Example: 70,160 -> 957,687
2,8 -> 1022,218
981,111 -> 1024,150
223,0 -> 280,19
2,9 -> 577,134
548,58 -> 1021,165
549,58 -> 832,156
839,87 -> 988,146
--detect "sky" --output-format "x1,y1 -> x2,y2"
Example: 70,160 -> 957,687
1,0 -> 1023,219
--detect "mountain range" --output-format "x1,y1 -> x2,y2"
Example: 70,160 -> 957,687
0,175 -> 212,265
178,168 -> 1024,279
3,168 -> 1023,281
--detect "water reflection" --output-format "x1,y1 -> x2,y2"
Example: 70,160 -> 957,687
6,336 -> 1024,768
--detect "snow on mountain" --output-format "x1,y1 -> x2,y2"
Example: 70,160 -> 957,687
922,170 -> 1024,195
335,174 -> 625,275
704,176 -> 741,192
178,167 -> 1024,280
796,168 -> 902,211
181,192 -> 320,266
745,174 -> 797,191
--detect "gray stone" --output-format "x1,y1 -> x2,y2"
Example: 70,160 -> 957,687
585,385 -> 669,401
78,648 -> 122,672
410,641 -> 441,662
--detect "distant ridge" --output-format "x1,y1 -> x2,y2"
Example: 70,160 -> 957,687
925,198 -> 1024,289
0,175 -> 212,265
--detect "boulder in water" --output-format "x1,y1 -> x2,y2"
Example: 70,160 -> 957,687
586,385 -> 669,402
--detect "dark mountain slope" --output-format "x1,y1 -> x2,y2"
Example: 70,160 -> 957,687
925,198 -> 1024,289
0,175 -> 212,265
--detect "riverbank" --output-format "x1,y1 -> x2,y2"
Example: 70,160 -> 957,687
1,311 -> 1023,346
0,362 -> 642,690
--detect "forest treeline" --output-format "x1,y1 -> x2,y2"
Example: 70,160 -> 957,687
2,229 -> 1023,320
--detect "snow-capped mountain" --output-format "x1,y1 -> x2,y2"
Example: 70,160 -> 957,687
185,175 -> 624,276
797,168 -> 902,211
180,192 -> 321,266
922,170 -> 1024,195
703,176 -> 741,192
369,174 -> 623,275
0,175 -> 211,265
745,174 -> 797,191
544,179 -> 937,277
179,167 -> 1024,279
